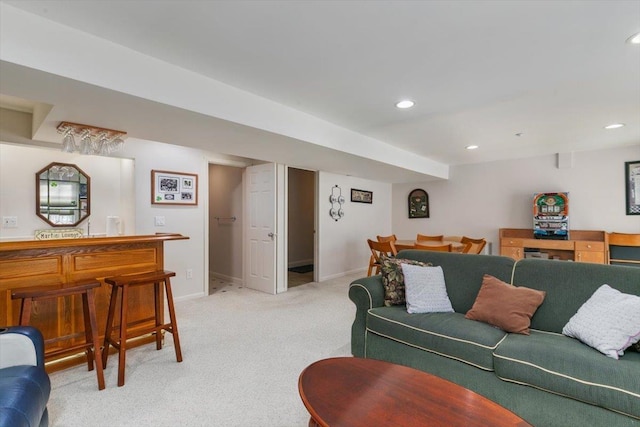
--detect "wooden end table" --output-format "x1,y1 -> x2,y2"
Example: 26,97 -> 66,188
298,357 -> 532,427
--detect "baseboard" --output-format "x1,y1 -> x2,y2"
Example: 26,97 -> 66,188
288,259 -> 314,269
319,267 -> 367,282
209,272 -> 243,286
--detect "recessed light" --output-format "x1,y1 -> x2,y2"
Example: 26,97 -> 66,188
626,32 -> 640,45
604,123 -> 625,130
466,145 -> 479,150
395,100 -> 415,109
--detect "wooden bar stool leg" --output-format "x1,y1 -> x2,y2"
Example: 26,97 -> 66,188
81,292 -> 95,372
102,284 -> 119,368
164,277 -> 183,363
85,288 -> 106,390
117,284 -> 129,387
154,281 -> 163,350
18,298 -> 33,326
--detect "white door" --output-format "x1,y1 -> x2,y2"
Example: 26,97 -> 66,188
245,163 -> 277,294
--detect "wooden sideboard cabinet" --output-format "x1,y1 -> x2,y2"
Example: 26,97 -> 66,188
499,228 -> 606,264
0,234 -> 188,371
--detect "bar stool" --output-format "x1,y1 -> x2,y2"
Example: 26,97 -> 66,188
102,270 -> 182,387
11,280 -> 106,390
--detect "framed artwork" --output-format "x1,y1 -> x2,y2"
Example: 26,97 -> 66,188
351,188 -> 373,204
408,188 -> 429,218
625,160 -> 640,215
151,170 -> 198,205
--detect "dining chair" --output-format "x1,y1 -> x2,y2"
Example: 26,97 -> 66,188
367,239 -> 398,276
415,242 -> 452,252
443,235 -> 463,243
461,236 -> 487,254
367,235 -> 398,275
416,234 -> 444,242
607,232 -> 640,267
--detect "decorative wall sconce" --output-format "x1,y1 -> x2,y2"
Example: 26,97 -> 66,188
329,185 -> 345,221
57,121 -> 127,156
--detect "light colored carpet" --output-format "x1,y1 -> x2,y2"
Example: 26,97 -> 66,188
47,272 -> 361,426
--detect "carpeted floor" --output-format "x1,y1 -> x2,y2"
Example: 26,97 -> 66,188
46,272 -> 361,426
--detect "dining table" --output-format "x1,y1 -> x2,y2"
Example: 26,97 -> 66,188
395,239 -> 465,252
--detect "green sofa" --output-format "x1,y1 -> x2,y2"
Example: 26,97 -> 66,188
349,250 -> 640,427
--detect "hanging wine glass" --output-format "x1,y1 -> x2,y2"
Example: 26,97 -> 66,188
61,128 -> 76,153
79,130 -> 93,155
96,132 -> 110,156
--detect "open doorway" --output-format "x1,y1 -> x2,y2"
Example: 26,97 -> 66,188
287,167 -> 316,288
208,163 -> 244,295
208,163 -> 316,294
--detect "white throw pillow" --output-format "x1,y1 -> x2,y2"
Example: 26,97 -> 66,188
562,284 -> 640,359
400,264 -> 454,314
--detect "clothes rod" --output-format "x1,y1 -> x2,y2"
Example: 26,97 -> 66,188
214,216 -> 236,222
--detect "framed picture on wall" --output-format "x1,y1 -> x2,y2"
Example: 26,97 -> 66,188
351,188 -> 373,204
408,188 -> 429,218
151,170 -> 198,205
625,160 -> 640,215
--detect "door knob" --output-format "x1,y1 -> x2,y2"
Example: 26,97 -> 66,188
268,232 -> 276,239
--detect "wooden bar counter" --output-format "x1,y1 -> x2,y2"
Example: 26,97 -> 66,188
0,233 -> 188,371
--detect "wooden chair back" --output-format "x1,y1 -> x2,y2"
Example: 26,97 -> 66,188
442,235 -> 463,243
607,233 -> 640,267
367,239 -> 398,276
415,242 -> 452,252
376,234 -> 397,243
461,236 -> 487,254
416,234 -> 444,242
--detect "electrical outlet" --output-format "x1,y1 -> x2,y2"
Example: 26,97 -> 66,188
2,216 -> 18,228
186,269 -> 193,279
154,216 -> 165,226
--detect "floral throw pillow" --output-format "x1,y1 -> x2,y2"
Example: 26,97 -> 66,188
379,255 -> 431,306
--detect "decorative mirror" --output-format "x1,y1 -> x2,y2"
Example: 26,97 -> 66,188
36,162 -> 90,227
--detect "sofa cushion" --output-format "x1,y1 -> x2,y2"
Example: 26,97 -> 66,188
465,275 -> 545,335
379,255 -> 430,306
367,306 -> 507,370
394,250 -> 516,313
401,264 -> 453,314
493,330 -> 640,419
511,259 -> 640,334
0,365 -> 51,427
562,284 -> 640,359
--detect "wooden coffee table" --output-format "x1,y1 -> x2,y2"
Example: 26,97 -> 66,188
298,357 -> 532,427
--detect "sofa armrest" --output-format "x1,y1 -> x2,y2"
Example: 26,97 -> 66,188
348,275 -> 386,357
0,326 -> 45,369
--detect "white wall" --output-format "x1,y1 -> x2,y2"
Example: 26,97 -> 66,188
393,146 -> 640,253
0,143 -> 135,239
317,172 -> 392,281
119,139 -> 207,300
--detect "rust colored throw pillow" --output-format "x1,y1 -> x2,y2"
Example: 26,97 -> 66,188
465,274 -> 546,335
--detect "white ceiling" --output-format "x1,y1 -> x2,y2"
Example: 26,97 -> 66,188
1,1 -> 639,181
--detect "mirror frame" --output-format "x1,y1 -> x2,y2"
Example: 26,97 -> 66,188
36,162 -> 91,227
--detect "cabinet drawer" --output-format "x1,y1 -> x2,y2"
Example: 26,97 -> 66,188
575,241 -> 604,252
522,239 -> 574,250
501,238 -> 524,247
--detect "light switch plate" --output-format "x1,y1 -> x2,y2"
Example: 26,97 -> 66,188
154,216 -> 165,226
2,216 -> 18,228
